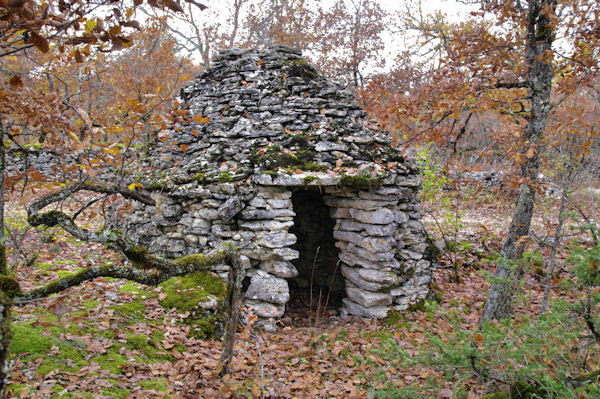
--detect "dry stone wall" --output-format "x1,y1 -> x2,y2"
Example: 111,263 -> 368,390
123,45 -> 434,328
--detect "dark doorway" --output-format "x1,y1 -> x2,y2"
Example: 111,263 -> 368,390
286,189 -> 344,321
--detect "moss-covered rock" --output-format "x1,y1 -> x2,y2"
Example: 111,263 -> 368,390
339,172 -> 383,188
158,271 -> 227,339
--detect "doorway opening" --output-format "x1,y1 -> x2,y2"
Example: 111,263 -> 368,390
286,189 -> 345,323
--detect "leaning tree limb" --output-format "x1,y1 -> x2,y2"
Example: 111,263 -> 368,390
21,183 -> 243,375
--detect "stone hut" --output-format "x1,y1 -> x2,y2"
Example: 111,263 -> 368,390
125,45 -> 433,325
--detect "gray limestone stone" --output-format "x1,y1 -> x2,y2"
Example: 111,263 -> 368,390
259,260 -> 298,278
245,270 -> 290,305
161,203 -> 183,219
329,198 -> 396,211
333,230 -> 364,247
217,196 -> 244,222
360,236 -> 395,253
345,285 -> 393,307
341,264 -> 387,291
256,231 -> 297,248
349,208 -> 394,225
342,298 -> 389,319
357,268 -> 399,286
239,220 -> 294,231
245,299 -> 285,318
241,245 -> 300,261
315,141 -> 348,152
338,251 -> 400,270
266,199 -> 291,209
240,208 -> 296,219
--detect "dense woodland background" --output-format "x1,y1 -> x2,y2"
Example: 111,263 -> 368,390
0,0 -> 600,397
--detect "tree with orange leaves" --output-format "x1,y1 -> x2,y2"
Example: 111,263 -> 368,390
0,2 -> 245,393
365,0 -> 600,323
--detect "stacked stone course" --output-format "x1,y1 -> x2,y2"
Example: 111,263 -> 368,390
124,45 -> 433,326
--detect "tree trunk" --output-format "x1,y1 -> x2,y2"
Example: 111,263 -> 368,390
0,292 -> 10,398
0,113 -> 6,275
0,114 -> 9,396
480,0 -> 555,324
540,169 -> 571,314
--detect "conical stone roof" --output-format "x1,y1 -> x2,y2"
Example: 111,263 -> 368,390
141,45 -> 416,190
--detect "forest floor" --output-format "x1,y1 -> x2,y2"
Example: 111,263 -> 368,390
3,185 -> 599,398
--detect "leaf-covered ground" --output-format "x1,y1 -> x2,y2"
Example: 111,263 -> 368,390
4,189 -> 598,398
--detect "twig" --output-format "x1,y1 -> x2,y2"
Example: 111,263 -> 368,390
309,246 -> 320,327
251,333 -> 266,399
540,164 -> 571,314
320,260 -> 340,327
13,291 -> 70,305
315,288 -> 322,328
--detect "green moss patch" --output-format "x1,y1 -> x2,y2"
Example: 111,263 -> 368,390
111,300 -> 146,319
158,271 -> 227,339
92,352 -> 130,374
10,324 -> 54,354
118,281 -> 156,297
139,379 -> 169,392
54,267 -> 85,279
126,334 -> 149,349
158,271 -> 225,312
252,146 -> 328,173
98,378 -> 131,398
339,172 -> 383,188
37,346 -> 86,376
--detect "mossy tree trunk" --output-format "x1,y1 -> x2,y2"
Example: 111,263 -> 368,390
480,0 -> 555,324
0,113 -> 9,396
0,112 -> 7,276
0,292 -> 10,398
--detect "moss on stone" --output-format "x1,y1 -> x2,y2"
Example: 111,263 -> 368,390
217,171 -> 234,183
191,172 -> 206,183
158,271 -> 225,312
122,244 -> 151,266
303,162 -> 328,172
303,175 -> 320,184
252,145 -> 327,173
284,58 -> 319,80
157,271 -> 227,339
427,282 -> 443,303
339,172 -> 383,188
290,136 -> 311,151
